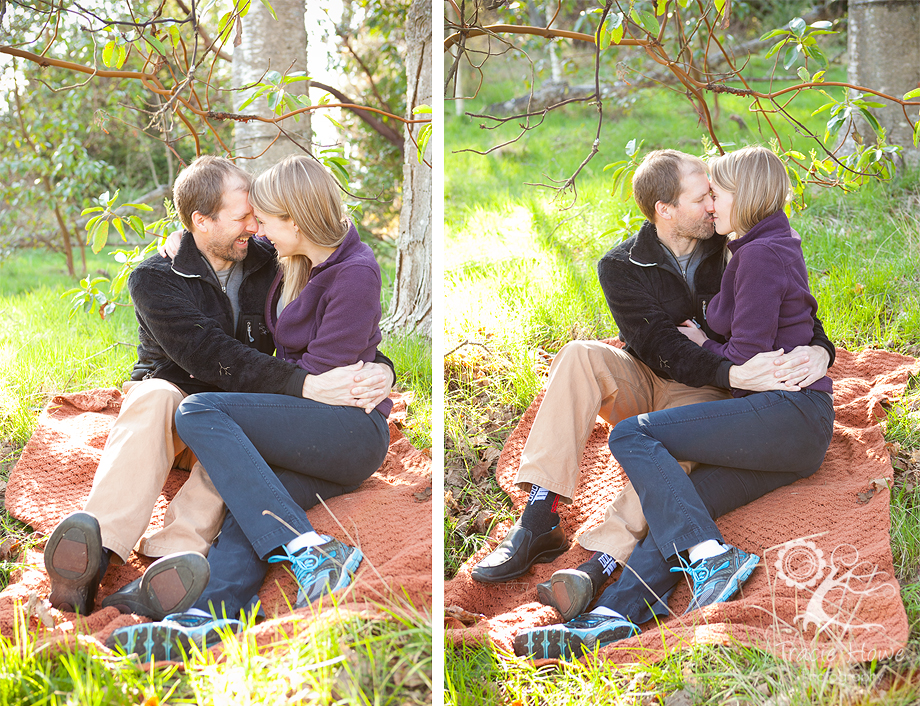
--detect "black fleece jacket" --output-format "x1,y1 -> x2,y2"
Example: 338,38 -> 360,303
128,232 -> 394,396
597,220 -> 835,390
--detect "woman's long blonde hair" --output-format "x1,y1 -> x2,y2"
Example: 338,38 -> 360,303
249,156 -> 348,308
709,146 -> 791,236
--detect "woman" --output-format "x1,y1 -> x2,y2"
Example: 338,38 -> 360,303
516,146 -> 835,660
109,156 -> 391,660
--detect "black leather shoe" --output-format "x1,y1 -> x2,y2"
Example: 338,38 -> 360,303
45,511 -> 104,614
471,522 -> 567,583
102,552 -> 210,620
535,569 -> 597,622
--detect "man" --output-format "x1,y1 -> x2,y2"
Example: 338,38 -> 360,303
471,150 -> 833,620
44,156 -> 393,618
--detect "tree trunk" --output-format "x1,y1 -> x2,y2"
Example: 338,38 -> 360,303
382,0 -> 432,338
232,0 -> 311,172
847,0 -> 920,166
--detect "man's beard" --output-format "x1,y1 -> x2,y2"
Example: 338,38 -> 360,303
206,234 -> 249,264
673,217 -> 715,242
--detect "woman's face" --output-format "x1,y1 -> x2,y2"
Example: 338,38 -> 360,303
710,181 -> 735,235
253,208 -> 303,257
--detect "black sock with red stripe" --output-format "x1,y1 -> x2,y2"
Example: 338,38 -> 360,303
519,484 -> 560,535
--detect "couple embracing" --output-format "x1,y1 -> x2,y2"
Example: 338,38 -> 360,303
43,155 -> 393,660
471,147 -> 836,660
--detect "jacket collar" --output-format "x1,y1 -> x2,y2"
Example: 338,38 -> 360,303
170,231 -> 275,280
628,220 -> 727,267
309,223 -> 361,276
728,210 -> 790,253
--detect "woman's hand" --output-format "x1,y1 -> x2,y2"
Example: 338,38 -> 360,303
302,361 -> 394,412
159,229 -> 183,258
677,319 -> 709,347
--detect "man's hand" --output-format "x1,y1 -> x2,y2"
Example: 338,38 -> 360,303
159,229 -> 183,258
302,361 -> 394,412
728,345 -> 830,392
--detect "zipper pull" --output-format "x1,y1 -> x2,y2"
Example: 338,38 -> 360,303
247,321 -> 254,342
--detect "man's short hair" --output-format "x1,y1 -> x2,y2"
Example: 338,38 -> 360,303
632,149 -> 708,223
709,146 -> 790,235
173,156 -> 251,231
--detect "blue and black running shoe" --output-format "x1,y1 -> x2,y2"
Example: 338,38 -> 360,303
513,612 -> 640,660
671,545 -> 760,614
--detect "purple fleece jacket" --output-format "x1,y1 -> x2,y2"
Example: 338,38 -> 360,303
702,210 -> 833,396
265,223 -> 392,417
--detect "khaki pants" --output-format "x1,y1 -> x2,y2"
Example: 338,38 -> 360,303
513,340 -> 730,563
82,379 -> 226,562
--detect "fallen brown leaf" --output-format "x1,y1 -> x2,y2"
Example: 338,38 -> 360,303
445,605 -> 483,626
413,487 -> 432,502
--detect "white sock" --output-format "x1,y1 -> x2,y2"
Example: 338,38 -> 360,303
688,540 -> 728,564
286,531 -> 327,553
587,606 -> 625,620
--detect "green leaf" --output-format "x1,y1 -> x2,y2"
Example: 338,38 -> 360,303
597,20 -> 611,50
783,43 -> 801,70
655,0 -> 668,15
128,215 -> 146,238
102,40 -> 116,68
609,13 -> 625,44
811,101 -> 834,116
81,206 -> 104,215
714,0 -> 726,14
123,202 -> 154,211
765,39 -> 787,60
319,92 -> 333,106
858,106 -> 881,133
903,87 -> 920,100
325,114 -> 345,131
413,104 -> 432,115
266,90 -> 281,112
809,20 -> 833,29
264,70 -> 282,87
113,217 -> 126,242
116,44 -> 128,69
785,150 -> 806,159
603,160 -> 628,172
789,17 -> 806,37
86,214 -> 102,231
812,70 -> 826,83
760,28 -> 791,41
416,123 -> 432,163
257,0 -> 277,21
808,43 -> 828,66
632,9 -> 660,36
797,67 -> 810,83
145,35 -> 167,55
92,220 -> 110,254
625,138 -> 642,157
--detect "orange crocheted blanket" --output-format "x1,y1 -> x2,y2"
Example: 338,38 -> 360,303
446,347 -> 917,665
1,390 -> 431,659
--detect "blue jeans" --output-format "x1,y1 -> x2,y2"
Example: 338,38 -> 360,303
596,389 -> 834,623
174,393 -> 390,617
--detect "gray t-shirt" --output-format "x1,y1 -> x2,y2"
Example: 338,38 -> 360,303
213,261 -> 244,332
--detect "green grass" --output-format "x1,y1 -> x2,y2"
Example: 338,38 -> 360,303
445,45 -> 920,704
0,597 -> 431,704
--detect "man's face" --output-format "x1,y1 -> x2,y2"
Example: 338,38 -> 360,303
670,171 -> 715,242
199,186 -> 258,270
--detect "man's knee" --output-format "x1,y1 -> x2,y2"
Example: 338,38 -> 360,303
121,379 -> 186,415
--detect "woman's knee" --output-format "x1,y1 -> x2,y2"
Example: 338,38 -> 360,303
607,416 -> 644,458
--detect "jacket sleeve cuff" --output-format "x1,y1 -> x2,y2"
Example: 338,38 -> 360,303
714,360 -> 734,390
374,350 -> 397,385
284,368 -> 309,397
